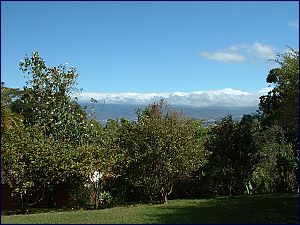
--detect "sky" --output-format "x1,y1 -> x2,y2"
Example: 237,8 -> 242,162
1,1 -> 299,106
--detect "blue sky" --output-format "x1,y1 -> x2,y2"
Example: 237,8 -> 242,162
1,1 -> 299,106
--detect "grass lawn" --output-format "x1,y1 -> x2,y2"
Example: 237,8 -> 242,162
1,193 -> 298,224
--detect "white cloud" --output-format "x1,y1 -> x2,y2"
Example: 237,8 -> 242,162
249,42 -> 276,60
258,87 -> 272,94
228,45 -> 239,51
200,42 -> 276,62
288,19 -> 299,29
199,51 -> 246,62
74,87 -> 271,107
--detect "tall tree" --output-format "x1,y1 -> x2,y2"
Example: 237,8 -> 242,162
12,52 -> 88,143
259,48 -> 299,146
2,53 -> 96,212
203,115 -> 261,196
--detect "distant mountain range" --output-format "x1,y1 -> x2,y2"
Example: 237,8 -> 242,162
80,103 -> 259,126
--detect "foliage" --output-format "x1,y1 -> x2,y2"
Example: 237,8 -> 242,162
99,191 -> 113,206
250,125 -> 297,193
67,177 -> 92,209
259,48 -> 299,145
257,48 -> 298,194
203,115 -> 261,196
1,122 -> 91,212
116,100 -> 208,203
2,124 -> 51,212
1,82 -> 23,133
1,52 -> 96,212
12,52 -> 89,143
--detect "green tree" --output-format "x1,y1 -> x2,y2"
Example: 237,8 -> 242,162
203,115 -> 261,196
258,48 -> 298,193
2,124 -> 53,212
259,48 -> 299,145
12,52 -> 89,143
2,124 -> 95,212
116,100 -> 208,203
250,125 -> 297,193
1,53 -> 99,212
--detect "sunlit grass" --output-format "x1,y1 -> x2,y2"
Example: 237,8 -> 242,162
1,193 -> 297,224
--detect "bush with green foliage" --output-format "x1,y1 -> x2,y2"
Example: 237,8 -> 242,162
114,100 -> 208,203
1,52 -> 100,211
203,115 -> 261,196
251,125 -> 297,193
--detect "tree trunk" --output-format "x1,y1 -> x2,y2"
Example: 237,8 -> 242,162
93,195 -> 97,209
93,191 -> 98,209
19,193 -> 27,214
164,194 -> 168,204
162,185 -> 173,204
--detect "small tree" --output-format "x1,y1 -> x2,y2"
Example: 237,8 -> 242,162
117,100 -> 208,203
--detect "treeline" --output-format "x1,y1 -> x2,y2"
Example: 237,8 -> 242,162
1,50 -> 298,212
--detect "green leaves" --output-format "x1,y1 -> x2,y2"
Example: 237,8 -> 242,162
14,52 -> 91,143
2,53 -> 97,210
256,49 -> 298,193
116,100 -> 208,203
203,115 -> 262,196
259,48 -> 299,145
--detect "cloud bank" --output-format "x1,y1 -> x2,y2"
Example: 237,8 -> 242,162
74,87 -> 272,107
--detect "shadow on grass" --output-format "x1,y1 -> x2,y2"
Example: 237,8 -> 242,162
148,194 -> 298,224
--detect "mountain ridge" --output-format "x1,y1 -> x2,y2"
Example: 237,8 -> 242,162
80,103 -> 259,126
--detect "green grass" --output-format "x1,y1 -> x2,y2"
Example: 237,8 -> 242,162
1,193 -> 298,224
